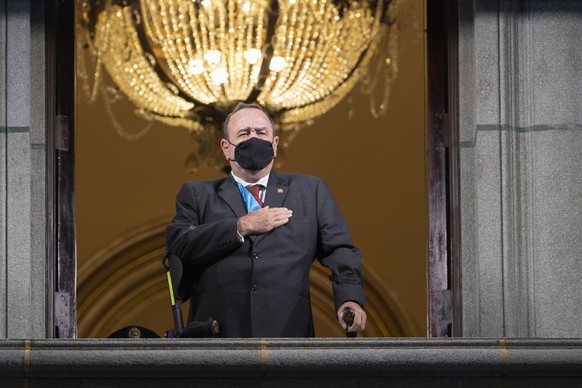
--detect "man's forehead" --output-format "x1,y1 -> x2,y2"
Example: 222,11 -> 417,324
229,108 -> 272,129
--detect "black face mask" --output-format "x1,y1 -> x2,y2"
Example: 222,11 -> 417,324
228,137 -> 275,171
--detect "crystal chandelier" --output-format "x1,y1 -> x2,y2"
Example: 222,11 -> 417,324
77,0 -> 400,171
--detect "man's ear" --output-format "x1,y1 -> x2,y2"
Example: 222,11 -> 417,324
220,138 -> 230,160
272,136 -> 279,157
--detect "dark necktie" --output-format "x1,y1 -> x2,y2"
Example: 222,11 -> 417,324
245,184 -> 264,207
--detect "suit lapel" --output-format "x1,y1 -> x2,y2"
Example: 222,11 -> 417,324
255,171 -> 290,245
217,176 -> 247,218
264,171 -> 290,209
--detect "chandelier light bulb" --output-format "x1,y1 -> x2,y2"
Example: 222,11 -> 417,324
250,65 -> 261,81
188,59 -> 205,75
243,49 -> 262,65
210,67 -> 229,85
204,50 -> 222,65
269,56 -> 287,72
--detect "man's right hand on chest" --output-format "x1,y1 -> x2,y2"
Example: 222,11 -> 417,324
236,206 -> 293,236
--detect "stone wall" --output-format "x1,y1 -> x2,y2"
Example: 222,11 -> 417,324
0,0 -> 47,339
459,0 -> 582,337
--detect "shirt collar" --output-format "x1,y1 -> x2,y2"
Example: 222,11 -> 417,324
231,171 -> 270,188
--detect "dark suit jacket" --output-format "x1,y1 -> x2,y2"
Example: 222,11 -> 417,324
166,171 -> 364,337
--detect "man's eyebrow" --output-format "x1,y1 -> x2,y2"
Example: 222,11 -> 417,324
236,126 -> 268,132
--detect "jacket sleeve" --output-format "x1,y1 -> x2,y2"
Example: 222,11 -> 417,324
314,178 -> 365,311
165,183 -> 244,265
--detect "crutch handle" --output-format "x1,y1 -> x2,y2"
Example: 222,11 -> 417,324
342,307 -> 358,337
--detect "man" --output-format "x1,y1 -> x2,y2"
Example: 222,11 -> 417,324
166,103 -> 366,337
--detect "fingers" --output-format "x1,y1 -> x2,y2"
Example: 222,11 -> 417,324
348,311 -> 367,332
256,207 -> 293,228
264,207 -> 293,225
337,301 -> 367,333
237,207 -> 293,236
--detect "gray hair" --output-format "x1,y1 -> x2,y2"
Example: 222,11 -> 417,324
223,103 -> 276,140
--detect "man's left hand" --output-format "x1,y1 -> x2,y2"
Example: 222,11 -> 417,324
337,301 -> 366,334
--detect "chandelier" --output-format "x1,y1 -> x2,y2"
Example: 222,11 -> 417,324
77,0 -> 401,171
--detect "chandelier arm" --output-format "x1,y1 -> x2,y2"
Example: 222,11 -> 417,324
246,0 -> 279,104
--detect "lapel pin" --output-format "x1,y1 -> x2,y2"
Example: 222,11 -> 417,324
277,188 -> 284,193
